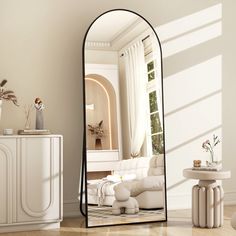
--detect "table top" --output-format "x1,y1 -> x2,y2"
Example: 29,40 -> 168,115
183,168 -> 231,180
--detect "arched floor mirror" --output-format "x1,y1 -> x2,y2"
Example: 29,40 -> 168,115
81,9 -> 167,228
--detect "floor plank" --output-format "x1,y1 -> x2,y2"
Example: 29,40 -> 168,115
1,205 -> 236,236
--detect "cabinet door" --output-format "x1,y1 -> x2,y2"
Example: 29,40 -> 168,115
0,139 -> 16,225
17,137 -> 62,222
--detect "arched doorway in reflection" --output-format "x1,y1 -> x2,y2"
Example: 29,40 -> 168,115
85,74 -> 118,150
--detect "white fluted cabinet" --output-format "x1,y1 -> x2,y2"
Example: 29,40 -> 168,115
0,135 -> 63,233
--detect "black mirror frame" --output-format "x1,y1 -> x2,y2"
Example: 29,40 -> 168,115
81,8 -> 167,228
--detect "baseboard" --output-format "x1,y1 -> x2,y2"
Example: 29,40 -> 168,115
0,222 -> 60,233
167,193 -> 192,210
63,199 -> 82,217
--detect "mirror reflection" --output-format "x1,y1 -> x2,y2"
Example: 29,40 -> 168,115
84,9 -> 166,227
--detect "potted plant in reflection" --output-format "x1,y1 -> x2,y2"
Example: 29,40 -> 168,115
88,120 -> 104,150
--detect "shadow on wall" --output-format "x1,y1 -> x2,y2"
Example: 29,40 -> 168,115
155,3 -> 222,201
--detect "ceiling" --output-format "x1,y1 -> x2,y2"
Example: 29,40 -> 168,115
85,10 -> 150,51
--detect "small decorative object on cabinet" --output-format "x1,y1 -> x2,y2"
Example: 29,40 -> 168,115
3,128 -> 13,135
23,104 -> 34,130
35,97 -> 45,130
0,135 -> 63,233
17,129 -> 51,135
183,168 -> 231,228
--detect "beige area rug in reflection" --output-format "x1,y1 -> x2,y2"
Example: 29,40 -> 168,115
88,205 -> 165,226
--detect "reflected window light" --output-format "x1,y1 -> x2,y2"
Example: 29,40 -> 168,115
86,104 -> 95,110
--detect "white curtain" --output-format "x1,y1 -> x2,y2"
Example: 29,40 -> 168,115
151,33 -> 163,129
124,40 -> 147,157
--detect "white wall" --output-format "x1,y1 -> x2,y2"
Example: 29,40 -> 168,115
221,0 -> 236,205
0,0 -> 235,215
156,0 -> 236,209
157,2 -> 223,209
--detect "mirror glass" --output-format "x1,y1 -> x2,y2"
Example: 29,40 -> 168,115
83,9 -> 167,227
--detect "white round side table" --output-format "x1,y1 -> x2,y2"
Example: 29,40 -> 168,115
183,168 -> 231,228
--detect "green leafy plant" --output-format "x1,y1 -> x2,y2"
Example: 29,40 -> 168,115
0,79 -> 19,106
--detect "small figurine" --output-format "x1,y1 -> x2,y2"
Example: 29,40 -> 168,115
193,160 -> 201,168
34,98 -> 45,130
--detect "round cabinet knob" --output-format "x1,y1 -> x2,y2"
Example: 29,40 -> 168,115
231,212 -> 236,229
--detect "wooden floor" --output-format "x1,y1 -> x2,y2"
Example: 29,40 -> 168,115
1,205 -> 236,236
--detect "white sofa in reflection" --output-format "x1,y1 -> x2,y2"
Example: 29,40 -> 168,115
87,155 -> 165,209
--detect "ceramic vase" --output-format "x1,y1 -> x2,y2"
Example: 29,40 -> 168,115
95,138 -> 102,150
24,115 -> 31,130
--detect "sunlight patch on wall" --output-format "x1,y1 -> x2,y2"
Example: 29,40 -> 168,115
164,55 -> 222,115
165,92 -> 221,151
162,22 -> 221,58
163,54 -> 222,152
152,3 -> 223,209
157,4 -> 222,42
166,126 -> 222,190
155,3 -> 222,58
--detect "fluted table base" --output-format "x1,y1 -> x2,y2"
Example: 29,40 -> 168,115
192,180 -> 224,228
